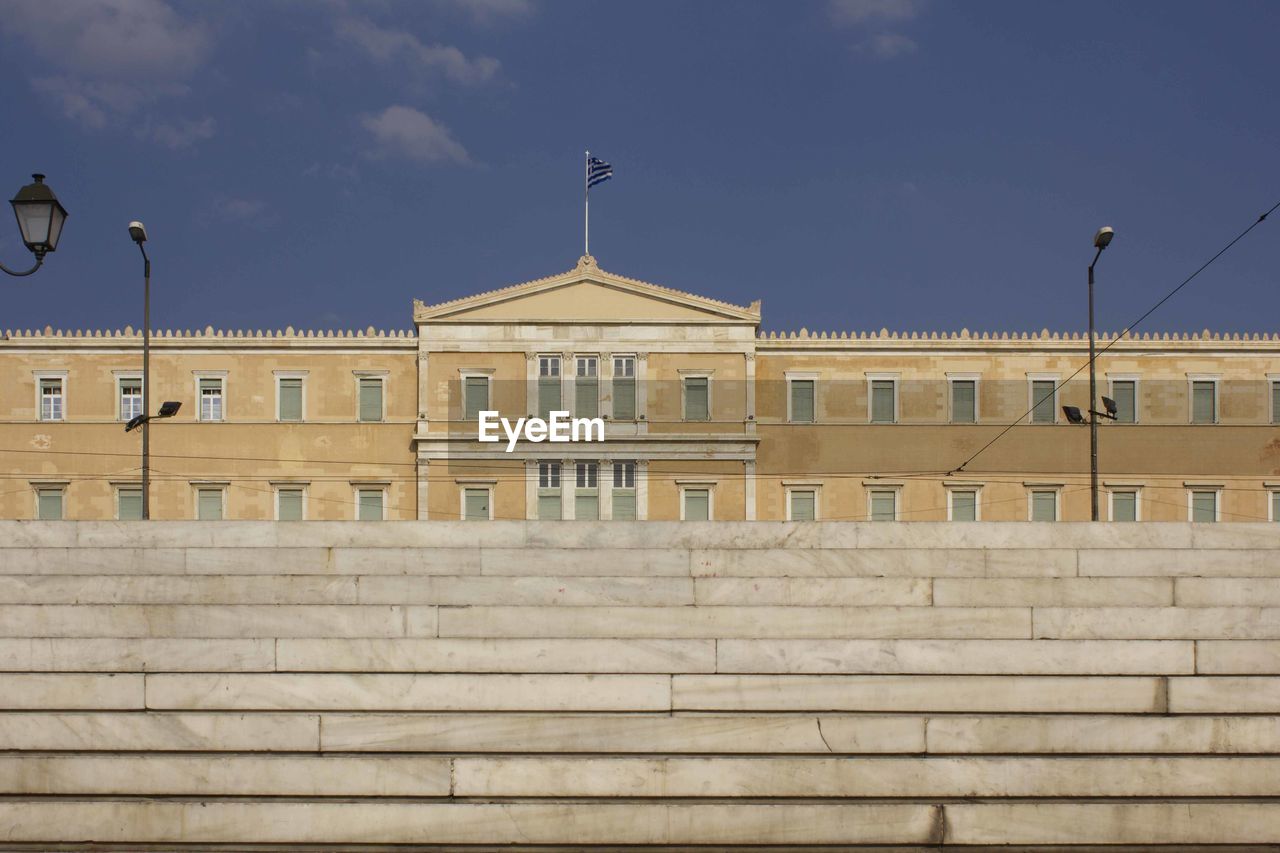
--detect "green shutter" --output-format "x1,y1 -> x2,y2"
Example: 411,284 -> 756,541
871,380 -> 895,423
537,493 -> 561,520
951,381 -> 976,423
197,489 -> 223,520
538,378 -> 561,419
464,488 -> 489,521
278,379 -> 302,421
683,489 -> 710,521
951,490 -> 977,521
358,489 -> 383,521
575,377 -> 599,419
1031,381 -> 1056,423
1192,382 -> 1215,423
1112,381 -> 1136,423
464,377 -> 489,420
1112,491 -> 1137,522
613,377 -> 635,420
1031,491 -> 1057,521
1273,491 -> 1280,523
684,378 -> 708,421
1273,382 -> 1280,424
278,489 -> 303,521
37,489 -> 63,520
359,379 -> 383,422
790,381 -> 814,423
612,492 -> 636,520
870,490 -> 896,521
789,490 -> 815,521
118,489 -> 143,521
575,493 -> 599,520
1191,491 -> 1216,522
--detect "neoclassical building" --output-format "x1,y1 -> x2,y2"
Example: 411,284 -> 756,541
3,254 -> 1278,522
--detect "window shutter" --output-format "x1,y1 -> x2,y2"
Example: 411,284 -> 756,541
1112,381 -> 1136,423
790,381 -> 814,423
1273,491 -> 1280,522
537,494 -> 562,520
871,380 -> 895,423
951,490 -> 977,521
1273,382 -> 1280,424
612,492 -> 636,520
576,377 -> 598,418
575,493 -> 599,520
1031,491 -> 1057,521
684,378 -> 708,421
538,378 -> 561,419
870,490 -> 896,521
1192,382 -> 1215,423
277,489 -> 303,521
464,377 -> 489,420
118,489 -> 143,521
1191,491 -> 1216,522
464,488 -> 489,521
358,489 -> 383,521
951,381 -> 976,423
38,490 -> 63,520
197,489 -> 223,520
613,376 -> 635,420
359,379 -> 383,422
684,489 -> 710,521
1112,491 -> 1137,522
278,379 -> 302,421
1031,381 -> 1056,423
789,490 -> 815,521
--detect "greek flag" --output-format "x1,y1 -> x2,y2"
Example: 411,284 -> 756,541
587,156 -> 613,189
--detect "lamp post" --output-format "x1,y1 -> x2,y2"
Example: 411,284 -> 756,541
2,174 -> 68,277
130,221 -> 154,519
1088,226 -> 1115,521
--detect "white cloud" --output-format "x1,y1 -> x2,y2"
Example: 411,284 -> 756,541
143,116 -> 216,150
362,105 -> 470,165
828,0 -> 922,26
856,32 -> 919,60
335,17 -> 500,85
442,0 -> 535,25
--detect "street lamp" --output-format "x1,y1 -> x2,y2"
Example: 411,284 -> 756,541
127,219 -> 162,519
1087,226 -> 1115,521
2,174 -> 68,277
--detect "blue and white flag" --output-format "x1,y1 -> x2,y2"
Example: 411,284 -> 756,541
587,156 -> 613,189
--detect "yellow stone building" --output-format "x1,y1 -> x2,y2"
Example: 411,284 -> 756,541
3,254 -> 1278,522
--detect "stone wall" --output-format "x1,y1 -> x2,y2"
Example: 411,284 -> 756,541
1,520 -> 1278,849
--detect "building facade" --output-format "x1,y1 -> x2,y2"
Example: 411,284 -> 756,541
4,254 -> 1279,522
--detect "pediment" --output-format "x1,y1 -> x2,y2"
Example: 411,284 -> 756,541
415,256 -> 760,325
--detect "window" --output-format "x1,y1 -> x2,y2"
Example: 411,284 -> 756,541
39,377 -> 64,421
119,378 -> 142,422
1191,380 -> 1217,424
463,487 -> 491,521
199,378 -> 224,422
537,461 -> 562,520
277,377 -> 303,422
950,379 -> 977,424
196,487 -> 224,521
1111,490 -> 1138,522
358,377 -> 384,423
613,356 -> 636,420
1110,379 -> 1136,424
683,376 -> 709,421
1190,489 -> 1218,523
1272,491 -> 1280,523
575,461 -> 599,520
276,487 -> 305,521
612,461 -> 636,520
869,489 -> 897,521
1272,380 -> 1280,424
537,356 -> 562,419
117,487 -> 143,521
357,488 -> 385,521
788,489 -> 816,521
869,378 -> 896,424
463,375 -> 490,420
949,489 -> 978,522
36,487 -> 64,520
682,487 -> 711,521
1030,489 -> 1058,522
789,378 -> 815,423
575,357 -> 599,419
1030,379 -> 1057,424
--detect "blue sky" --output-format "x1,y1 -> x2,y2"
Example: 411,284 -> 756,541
1,0 -> 1276,335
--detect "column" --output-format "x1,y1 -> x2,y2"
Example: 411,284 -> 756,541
416,457 -> 429,520
561,457 -> 576,520
524,460 -> 538,520
601,352 -> 613,421
744,459 -> 757,521
745,351 -> 756,434
637,460 -> 650,520
561,351 -> 575,416
599,456 -> 613,520
525,353 -> 538,417
416,349 -> 430,433
636,352 -> 649,435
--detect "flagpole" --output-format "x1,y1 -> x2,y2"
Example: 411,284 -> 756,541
584,150 -> 589,256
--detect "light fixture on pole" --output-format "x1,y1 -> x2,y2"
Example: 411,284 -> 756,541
1087,225 -> 1115,521
127,220 -> 161,520
3,174 -> 68,277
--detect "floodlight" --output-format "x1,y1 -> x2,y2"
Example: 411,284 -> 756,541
157,401 -> 181,418
1062,406 -> 1086,424
1102,396 -> 1118,417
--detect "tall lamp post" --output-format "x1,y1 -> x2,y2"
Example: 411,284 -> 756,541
2,174 -> 68,277
1088,226 -> 1115,521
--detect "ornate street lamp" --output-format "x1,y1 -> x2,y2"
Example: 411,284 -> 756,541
3,174 -> 68,277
